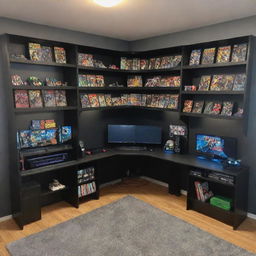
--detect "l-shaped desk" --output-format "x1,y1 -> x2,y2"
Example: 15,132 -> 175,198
20,149 -> 248,229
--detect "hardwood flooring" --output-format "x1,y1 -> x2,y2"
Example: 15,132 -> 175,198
0,178 -> 256,255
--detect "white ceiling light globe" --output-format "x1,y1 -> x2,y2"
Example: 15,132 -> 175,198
93,0 -> 123,7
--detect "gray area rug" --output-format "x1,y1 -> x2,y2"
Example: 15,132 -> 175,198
7,196 -> 255,256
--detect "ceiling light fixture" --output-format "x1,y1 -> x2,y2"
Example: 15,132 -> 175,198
93,0 -> 123,7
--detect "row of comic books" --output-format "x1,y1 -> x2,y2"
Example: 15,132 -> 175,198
28,43 -> 66,63
196,73 -> 246,91
14,90 -> 67,108
78,182 -> 97,198
11,75 -> 68,87
182,100 -> 242,117
120,55 -> 182,70
189,43 -> 247,66
78,74 -> 105,87
17,125 -> 72,149
80,94 -> 179,109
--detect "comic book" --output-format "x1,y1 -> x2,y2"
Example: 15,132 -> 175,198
14,90 -> 29,108
216,46 -> 231,63
41,46 -> 53,62
233,73 -> 246,91
201,48 -> 215,64
167,76 -> 181,87
78,75 -> 88,87
141,94 -> 147,106
198,75 -> 211,91
28,43 -> 42,61
54,47 -> 67,64
183,100 -> 193,113
158,95 -> 166,108
88,94 -> 100,107
160,56 -> 169,69
78,53 -> 94,67
204,102 -> 214,114
11,75 -> 24,86
211,74 -> 234,91
98,94 -> 106,107
86,75 -> 96,87
120,57 -> 127,70
30,130 -> 47,147
172,55 -> 182,67
27,76 -> 43,87
140,59 -> 148,70
96,75 -> 105,87
132,58 -> 140,70
55,90 -> 67,107
145,94 -> 152,107
167,94 -> 179,109
223,75 -> 235,91
80,94 -> 91,108
19,130 -> 31,148
189,49 -> 201,65
145,76 -> 161,87
59,126 -> 72,143
42,90 -> 56,107
28,90 -> 43,108
127,76 -> 143,87
111,96 -> 122,106
105,94 -> 112,106
155,58 -> 162,69
129,94 -> 141,106
121,94 -> 128,105
45,120 -> 56,129
192,101 -> 204,114
221,101 -> 234,116
231,43 -> 247,62
126,59 -> 133,70
150,95 -> 159,108
148,58 -> 156,69
210,102 -> 222,115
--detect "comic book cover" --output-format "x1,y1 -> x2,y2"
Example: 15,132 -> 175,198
59,126 -> 72,143
40,120 -> 45,129
158,95 -> 166,108
27,76 -> 43,87
160,77 -> 168,87
11,75 -> 24,86
111,96 -> 122,106
19,130 -> 31,148
148,58 -> 156,69
30,130 -> 46,147
129,94 -> 141,106
155,58 -> 162,69
88,94 -> 100,107
192,101 -> 204,113
145,76 -> 161,87
163,95 -> 170,108
28,43 -> 42,61
45,120 -> 56,129
233,73 -> 246,91
140,59 -> 148,70
210,102 -> 222,115
127,76 -> 143,87
167,76 -> 181,87
231,43 -> 247,62
201,48 -> 215,64
160,56 -> 169,69
121,94 -> 128,105
80,94 -> 91,108
182,100 -> 193,113
55,90 -> 67,107
166,56 -> 174,68
145,94 -> 152,107
31,120 -> 41,130
14,90 -> 29,108
85,75 -> 94,87
150,95 -> 159,108
120,57 -> 127,70
223,75 -> 235,91
167,94 -> 179,109
41,46 -> 53,62
78,75 -> 88,87
141,94 -> 147,106
216,46 -> 231,63
96,75 -> 105,87
172,55 -> 182,67
189,49 -> 201,65
126,59 -> 133,70
198,75 -> 211,91
210,75 -> 224,91
98,94 -> 106,107
105,94 -> 112,106
221,101 -> 234,116
204,102 -> 214,114
54,47 -> 67,64
42,90 -> 56,107
45,129 -> 58,145
28,90 -> 43,108
132,58 -> 140,70
78,53 -> 94,67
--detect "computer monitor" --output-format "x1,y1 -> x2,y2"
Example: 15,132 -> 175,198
108,125 -> 162,145
195,134 -> 237,159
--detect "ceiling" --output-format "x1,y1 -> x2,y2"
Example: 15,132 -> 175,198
0,0 -> 256,41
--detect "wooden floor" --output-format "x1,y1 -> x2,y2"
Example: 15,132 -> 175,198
1,178 -> 256,255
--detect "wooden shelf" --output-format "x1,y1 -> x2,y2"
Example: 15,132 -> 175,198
14,106 -> 77,113
10,59 -> 76,68
180,112 -> 243,120
12,86 -> 77,90
183,61 -> 247,70
181,91 -> 244,95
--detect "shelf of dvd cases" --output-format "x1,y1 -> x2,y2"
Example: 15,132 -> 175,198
181,91 -> 244,95
10,59 -> 76,68
182,61 -> 247,70
12,86 -> 77,90
14,106 -> 77,113
180,112 -> 243,120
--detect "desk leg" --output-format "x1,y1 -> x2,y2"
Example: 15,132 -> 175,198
168,165 -> 181,196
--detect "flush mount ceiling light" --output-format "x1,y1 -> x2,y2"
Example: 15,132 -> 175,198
93,0 -> 123,7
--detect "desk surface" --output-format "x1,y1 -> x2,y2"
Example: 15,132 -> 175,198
21,149 -> 245,177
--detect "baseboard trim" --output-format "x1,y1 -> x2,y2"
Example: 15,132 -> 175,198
0,214 -> 12,223
247,212 -> 256,220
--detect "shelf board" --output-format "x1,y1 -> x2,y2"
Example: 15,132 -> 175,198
12,86 -> 77,90
79,191 -> 97,200
180,112 -> 243,120
10,59 -> 76,68
79,106 -> 178,112
183,61 -> 247,70
181,90 -> 244,95
78,87 -> 180,92
14,106 -> 77,113
189,174 -> 234,187
41,187 -> 68,197
78,179 -> 96,186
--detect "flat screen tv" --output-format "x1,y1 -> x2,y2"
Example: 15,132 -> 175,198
195,134 -> 237,159
108,125 -> 162,145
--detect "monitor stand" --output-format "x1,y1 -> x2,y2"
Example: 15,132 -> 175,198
114,145 -> 148,151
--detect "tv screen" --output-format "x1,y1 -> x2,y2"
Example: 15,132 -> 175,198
195,134 -> 237,159
108,125 -> 162,145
